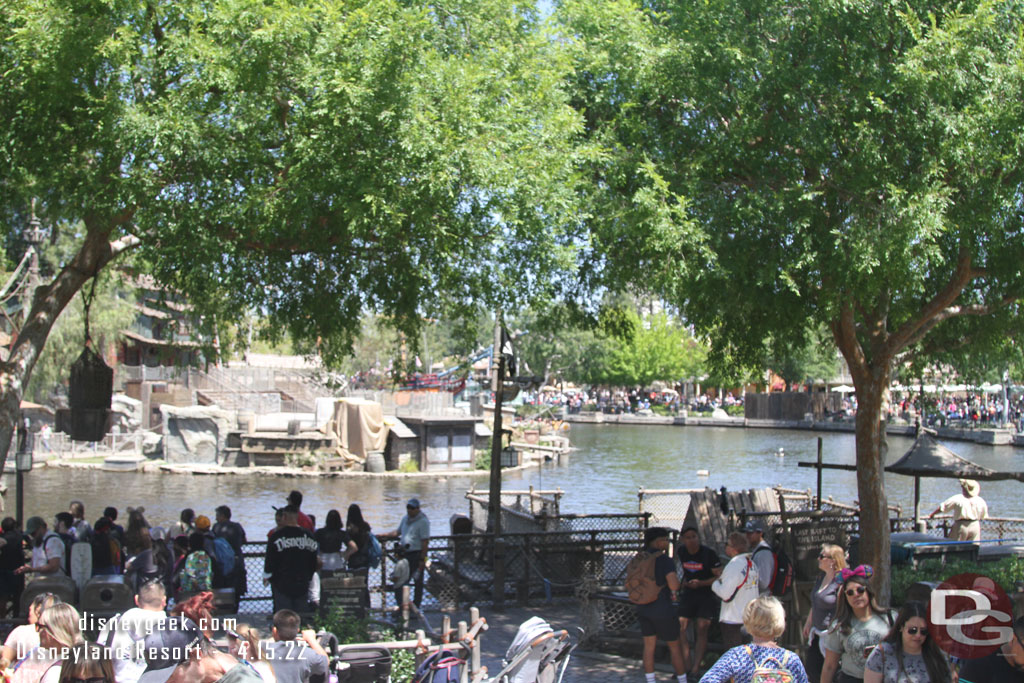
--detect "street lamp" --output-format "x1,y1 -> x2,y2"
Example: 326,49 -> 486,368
15,416 -> 32,528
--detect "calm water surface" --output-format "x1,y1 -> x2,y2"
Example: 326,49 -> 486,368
10,424 -> 1024,535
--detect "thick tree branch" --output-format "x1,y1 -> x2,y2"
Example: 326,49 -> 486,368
886,248 -> 976,355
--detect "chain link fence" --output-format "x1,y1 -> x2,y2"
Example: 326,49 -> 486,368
236,524 -> 657,614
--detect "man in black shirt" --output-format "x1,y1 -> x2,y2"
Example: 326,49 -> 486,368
0,517 -> 25,618
264,507 -> 319,614
960,616 -> 1024,682
676,526 -> 722,677
214,505 -> 248,597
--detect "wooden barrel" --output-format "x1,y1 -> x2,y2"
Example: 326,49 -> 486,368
365,451 -> 386,473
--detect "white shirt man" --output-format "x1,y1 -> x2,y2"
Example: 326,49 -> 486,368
16,517 -> 65,578
99,581 -> 168,683
712,531 -> 759,649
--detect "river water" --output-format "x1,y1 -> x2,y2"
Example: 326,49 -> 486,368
9,424 -> 1024,536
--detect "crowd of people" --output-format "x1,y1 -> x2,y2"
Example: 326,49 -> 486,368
0,491 -> 430,618
630,524 -> 1014,683
0,491 -> 434,682
0,587 -> 328,683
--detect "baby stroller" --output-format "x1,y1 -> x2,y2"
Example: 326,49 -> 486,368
488,617 -> 578,683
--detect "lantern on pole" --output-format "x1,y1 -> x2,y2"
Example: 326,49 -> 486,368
68,278 -> 112,441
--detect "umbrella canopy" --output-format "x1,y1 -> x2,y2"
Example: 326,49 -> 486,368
833,385 -> 856,393
886,432 -> 1024,483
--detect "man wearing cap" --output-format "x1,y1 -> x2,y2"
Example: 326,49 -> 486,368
744,519 -> 773,596
265,506 -> 319,614
14,517 -> 65,577
379,498 -> 430,608
929,478 -> 989,540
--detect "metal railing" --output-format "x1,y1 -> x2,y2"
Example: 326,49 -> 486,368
236,524 -> 654,614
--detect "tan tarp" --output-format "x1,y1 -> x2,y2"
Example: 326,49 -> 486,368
331,398 -> 388,462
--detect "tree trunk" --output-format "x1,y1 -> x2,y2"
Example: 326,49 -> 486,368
853,374 -> 893,605
0,224 -> 137,476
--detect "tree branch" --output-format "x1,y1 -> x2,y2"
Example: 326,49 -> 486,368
886,248 -> 976,355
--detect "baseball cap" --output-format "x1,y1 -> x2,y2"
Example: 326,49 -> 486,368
407,498 -> 421,508
743,519 -> 765,533
137,617 -> 202,683
25,516 -> 45,534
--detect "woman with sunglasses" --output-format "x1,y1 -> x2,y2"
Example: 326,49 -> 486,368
802,545 -> 847,682
12,603 -> 84,683
821,565 -> 894,683
1,593 -> 61,672
863,602 -> 952,683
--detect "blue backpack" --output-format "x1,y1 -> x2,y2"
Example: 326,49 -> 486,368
413,648 -> 463,683
211,537 -> 236,576
366,534 -> 382,569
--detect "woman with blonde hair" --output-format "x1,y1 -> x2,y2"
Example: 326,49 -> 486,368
802,544 -> 847,681
698,595 -> 809,682
1,592 -> 61,671
58,643 -> 115,683
226,624 -> 277,682
12,603 -> 84,683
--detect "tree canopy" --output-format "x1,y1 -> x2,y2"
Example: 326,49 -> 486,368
559,0 -> 1024,598
1,0 -> 584,360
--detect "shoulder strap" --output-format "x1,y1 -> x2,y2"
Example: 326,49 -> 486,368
101,612 -> 122,647
723,558 -> 752,603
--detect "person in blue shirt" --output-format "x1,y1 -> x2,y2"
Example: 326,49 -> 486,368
699,595 -> 809,683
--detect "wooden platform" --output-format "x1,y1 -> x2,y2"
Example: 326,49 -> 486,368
682,487 -> 782,554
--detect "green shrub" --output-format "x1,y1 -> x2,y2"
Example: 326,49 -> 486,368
311,606 -> 369,644
725,404 -> 744,416
391,649 -> 417,681
891,557 -> 1024,605
516,404 -> 548,418
398,459 -> 419,473
651,404 -> 676,416
475,449 -> 491,470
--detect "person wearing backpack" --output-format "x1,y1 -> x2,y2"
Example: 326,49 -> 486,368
744,520 -> 774,596
697,595 -> 809,683
712,532 -> 760,649
632,527 -> 689,683
15,517 -> 66,578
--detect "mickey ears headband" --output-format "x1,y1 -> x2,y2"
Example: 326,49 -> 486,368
841,564 -> 873,581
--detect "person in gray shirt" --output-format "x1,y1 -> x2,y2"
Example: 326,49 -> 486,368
744,519 -> 774,596
265,609 -> 329,683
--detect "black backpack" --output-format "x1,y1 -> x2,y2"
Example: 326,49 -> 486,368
753,544 -> 794,597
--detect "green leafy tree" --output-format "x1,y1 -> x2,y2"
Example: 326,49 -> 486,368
604,311 -> 697,387
561,0 -> 1024,598
0,0 -> 583,463
765,326 -> 841,390
24,226 -> 135,404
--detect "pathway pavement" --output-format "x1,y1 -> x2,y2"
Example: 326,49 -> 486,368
460,603 -> 676,683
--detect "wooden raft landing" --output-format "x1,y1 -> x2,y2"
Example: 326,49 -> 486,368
682,487 -> 783,554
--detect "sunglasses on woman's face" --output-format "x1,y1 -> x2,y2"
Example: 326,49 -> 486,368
905,627 -> 927,636
845,586 -> 867,597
